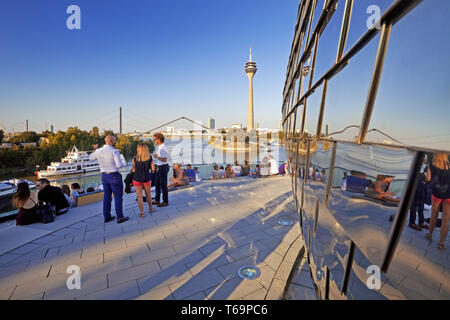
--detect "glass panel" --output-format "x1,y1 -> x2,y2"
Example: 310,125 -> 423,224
369,0 -> 450,151
313,0 -> 346,83
325,141 -> 414,267
304,84 -> 323,138
322,33 -> 380,140
345,0 -> 395,53
384,151 -> 450,299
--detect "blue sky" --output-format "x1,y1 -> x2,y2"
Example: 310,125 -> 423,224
0,0 -> 299,133
0,0 -> 449,150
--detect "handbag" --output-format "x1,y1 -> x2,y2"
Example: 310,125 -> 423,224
36,202 -> 56,224
124,170 -> 134,194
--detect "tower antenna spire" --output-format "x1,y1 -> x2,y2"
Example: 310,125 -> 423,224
249,46 -> 252,62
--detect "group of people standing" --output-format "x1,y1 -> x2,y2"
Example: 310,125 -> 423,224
89,133 -> 171,223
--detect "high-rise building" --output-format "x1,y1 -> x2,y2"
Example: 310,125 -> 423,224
208,118 -> 215,130
244,47 -> 257,130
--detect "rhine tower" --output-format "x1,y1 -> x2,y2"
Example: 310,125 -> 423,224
244,47 -> 257,130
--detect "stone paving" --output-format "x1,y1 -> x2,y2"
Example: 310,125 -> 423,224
0,176 -> 314,300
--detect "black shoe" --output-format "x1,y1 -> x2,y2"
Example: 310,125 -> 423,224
152,200 -> 160,205
104,216 -> 116,223
117,216 -> 130,224
157,202 -> 169,207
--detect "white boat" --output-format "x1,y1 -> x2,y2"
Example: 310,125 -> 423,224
37,146 -> 126,178
0,179 -> 36,198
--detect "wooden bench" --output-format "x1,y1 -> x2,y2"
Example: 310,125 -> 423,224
75,190 -> 105,207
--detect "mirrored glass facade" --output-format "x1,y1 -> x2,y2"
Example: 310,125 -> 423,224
282,0 -> 450,299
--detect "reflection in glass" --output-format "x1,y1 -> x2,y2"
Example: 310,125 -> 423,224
312,0 -> 345,83
384,152 -> 450,299
345,0 -> 395,53
369,0 -> 450,151
322,33 -> 380,141
326,142 -> 413,266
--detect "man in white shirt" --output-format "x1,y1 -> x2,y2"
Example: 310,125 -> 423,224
90,135 -> 129,223
231,161 -> 242,177
152,132 -> 170,207
269,155 -> 279,176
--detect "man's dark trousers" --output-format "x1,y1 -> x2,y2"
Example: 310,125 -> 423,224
101,172 -> 124,220
155,164 -> 169,204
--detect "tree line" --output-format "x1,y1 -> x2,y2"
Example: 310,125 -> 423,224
0,127 -> 154,178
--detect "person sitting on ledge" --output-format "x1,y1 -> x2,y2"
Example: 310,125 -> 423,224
224,164 -> 235,178
252,164 -> 261,178
278,162 -> 288,176
241,160 -> 250,176
210,165 -> 223,180
14,182 -> 40,226
168,163 -> 189,189
232,161 -> 241,177
193,167 -> 201,181
364,175 -> 400,204
70,182 -> 84,200
61,184 -> 74,208
185,164 -> 197,183
37,178 -> 70,215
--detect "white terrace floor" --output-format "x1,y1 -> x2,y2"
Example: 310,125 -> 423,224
0,176 -> 313,300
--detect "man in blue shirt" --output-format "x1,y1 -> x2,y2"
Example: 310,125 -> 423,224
90,135 -> 129,223
185,164 -> 197,183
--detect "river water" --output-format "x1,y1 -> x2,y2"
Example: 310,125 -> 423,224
1,137 -> 287,214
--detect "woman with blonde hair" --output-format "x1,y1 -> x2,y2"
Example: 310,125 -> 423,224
425,153 -> 450,249
132,143 -> 155,217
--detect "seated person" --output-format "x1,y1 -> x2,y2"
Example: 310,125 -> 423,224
61,184 -> 74,208
224,164 -> 235,178
240,160 -> 250,176
252,164 -> 261,178
319,169 -> 326,183
185,164 -> 197,183
37,178 -> 70,215
340,172 -> 348,191
70,182 -> 84,201
278,162 -> 288,175
210,165 -> 223,180
168,163 -> 190,189
364,175 -> 400,204
14,182 -> 40,225
232,161 -> 241,177
219,166 -> 225,178
193,167 -> 201,182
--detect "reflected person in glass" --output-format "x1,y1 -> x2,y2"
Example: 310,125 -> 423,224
425,153 -> 450,249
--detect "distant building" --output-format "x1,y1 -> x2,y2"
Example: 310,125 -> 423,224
50,125 -> 54,134
232,124 -> 242,129
166,126 -> 175,133
208,118 -> 215,130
